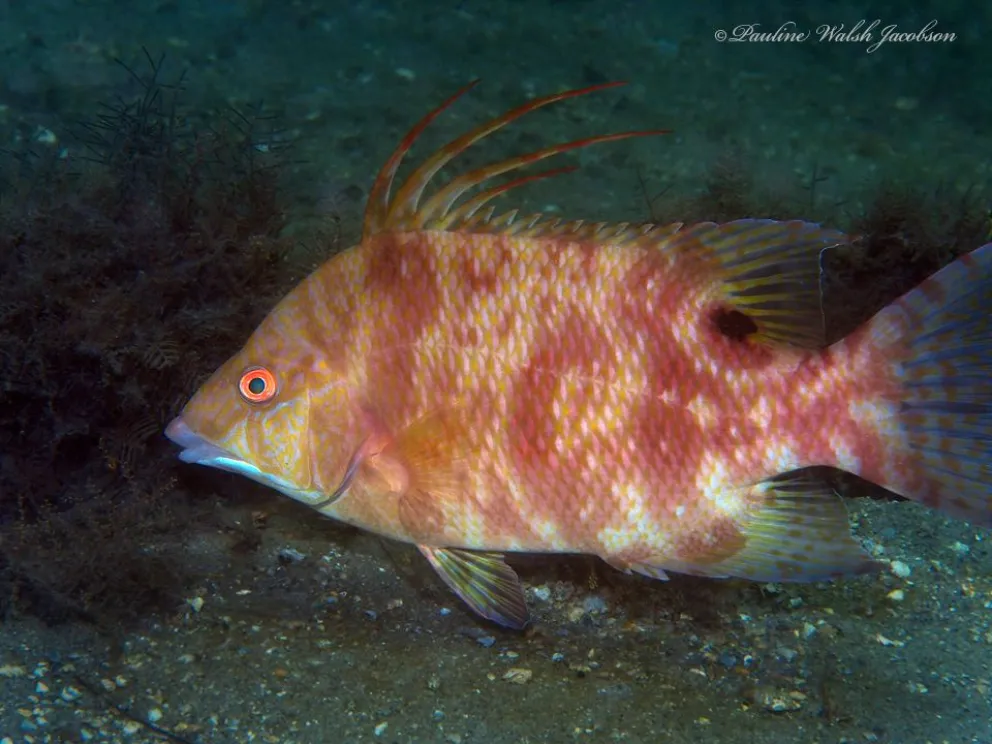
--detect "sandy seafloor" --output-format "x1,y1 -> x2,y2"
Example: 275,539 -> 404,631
1,1 -> 992,743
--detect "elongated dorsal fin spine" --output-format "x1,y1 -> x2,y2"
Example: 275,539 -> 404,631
361,81 -> 670,240
363,79 -> 481,239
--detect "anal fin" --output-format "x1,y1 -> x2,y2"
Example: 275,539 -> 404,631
418,546 -> 529,629
605,558 -> 670,582
715,474 -> 883,582
629,563 -> 670,582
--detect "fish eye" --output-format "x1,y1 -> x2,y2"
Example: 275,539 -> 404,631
238,366 -> 277,403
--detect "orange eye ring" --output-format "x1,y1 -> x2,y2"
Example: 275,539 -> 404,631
238,366 -> 278,403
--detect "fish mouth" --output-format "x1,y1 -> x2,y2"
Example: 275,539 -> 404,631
165,416 -> 248,472
165,416 -> 315,502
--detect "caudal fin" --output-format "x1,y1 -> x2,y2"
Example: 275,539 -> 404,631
864,242 -> 992,526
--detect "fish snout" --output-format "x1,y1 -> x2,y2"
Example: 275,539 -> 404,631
164,415 -> 236,466
165,415 -> 198,449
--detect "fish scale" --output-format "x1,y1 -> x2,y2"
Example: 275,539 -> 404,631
166,82 -> 992,630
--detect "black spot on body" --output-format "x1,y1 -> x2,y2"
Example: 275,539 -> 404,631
710,306 -> 758,342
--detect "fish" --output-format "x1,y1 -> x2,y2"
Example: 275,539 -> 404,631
165,81 -> 992,630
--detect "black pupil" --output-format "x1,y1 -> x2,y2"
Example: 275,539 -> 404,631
247,375 -> 267,395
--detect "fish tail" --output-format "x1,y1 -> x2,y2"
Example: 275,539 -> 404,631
861,241 -> 992,525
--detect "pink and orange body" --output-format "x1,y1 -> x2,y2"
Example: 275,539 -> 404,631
167,82 -> 992,628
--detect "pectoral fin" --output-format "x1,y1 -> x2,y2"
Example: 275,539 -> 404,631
319,404 -> 474,511
418,546 -> 529,630
361,405 -> 475,498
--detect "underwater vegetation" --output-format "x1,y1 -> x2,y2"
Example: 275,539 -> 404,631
0,52 -> 989,636
0,51 -> 306,626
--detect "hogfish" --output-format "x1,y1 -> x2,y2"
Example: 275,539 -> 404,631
166,82 -> 992,628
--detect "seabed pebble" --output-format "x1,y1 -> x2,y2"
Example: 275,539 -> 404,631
890,560 -> 912,579
502,667 -> 533,684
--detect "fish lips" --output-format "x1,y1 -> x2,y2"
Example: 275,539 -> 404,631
165,416 -> 247,472
165,416 -> 320,504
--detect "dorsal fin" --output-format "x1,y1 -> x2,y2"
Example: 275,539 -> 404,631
361,82 -> 670,239
660,219 -> 852,349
